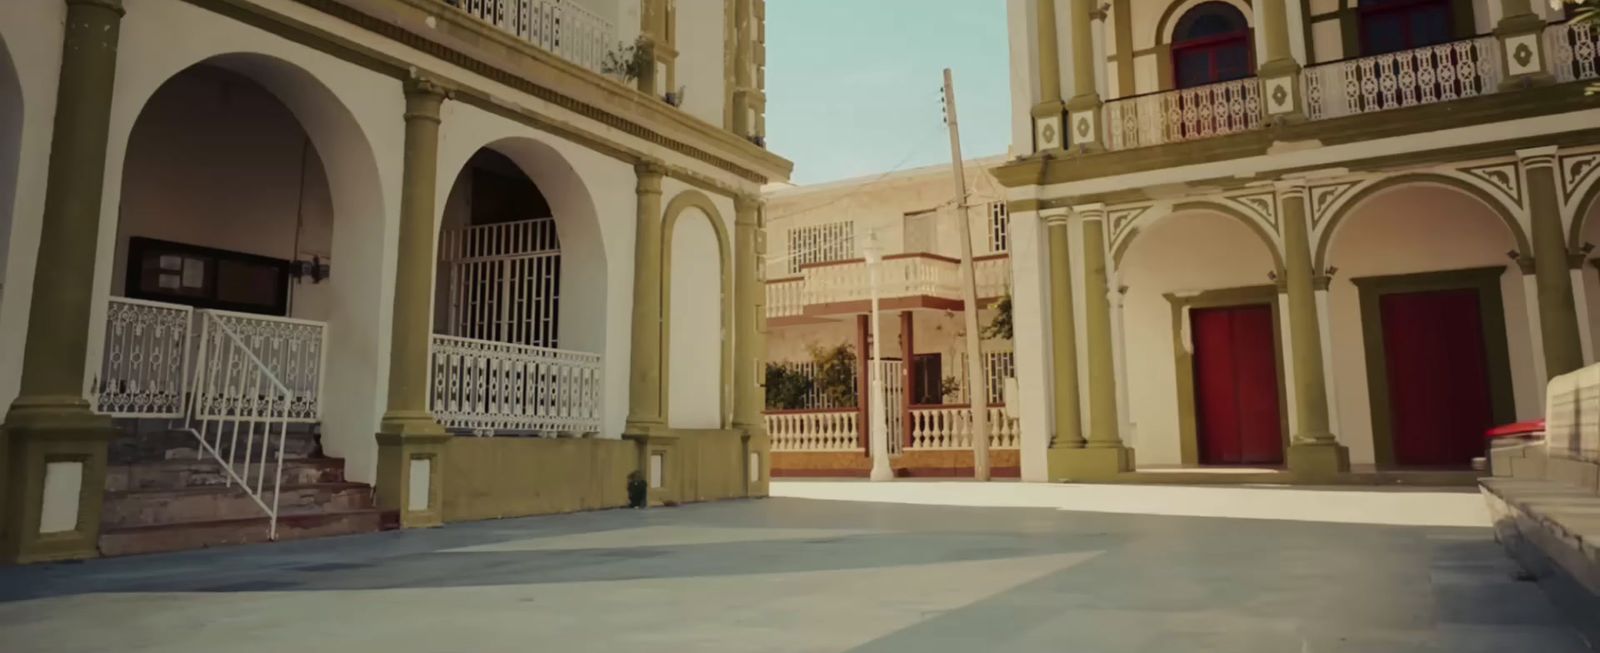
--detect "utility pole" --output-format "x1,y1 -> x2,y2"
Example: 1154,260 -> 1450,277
941,68 -> 991,481
864,231 -> 893,481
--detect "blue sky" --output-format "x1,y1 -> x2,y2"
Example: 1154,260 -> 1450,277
765,0 -> 1012,185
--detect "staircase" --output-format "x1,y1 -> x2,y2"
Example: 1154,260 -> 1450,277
99,424 -> 390,557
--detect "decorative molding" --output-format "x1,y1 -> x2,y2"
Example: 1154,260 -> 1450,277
1461,162 -> 1524,209
1560,152 -> 1600,200
1308,182 -> 1359,229
1108,206 -> 1149,241
1230,191 -> 1280,233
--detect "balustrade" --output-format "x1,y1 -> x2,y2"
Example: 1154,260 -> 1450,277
429,334 -> 604,435
444,0 -> 618,76
1548,20 -> 1600,84
1303,36 -> 1502,120
907,405 -> 1019,450
765,409 -> 860,452
1104,78 -> 1264,151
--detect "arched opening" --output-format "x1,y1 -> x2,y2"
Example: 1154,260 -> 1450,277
1118,210 -> 1284,467
431,140 -> 607,437
1575,193 -> 1600,363
1171,2 -> 1254,89
104,53 -> 388,487
1357,0 -> 1455,57
1322,183 -> 1527,469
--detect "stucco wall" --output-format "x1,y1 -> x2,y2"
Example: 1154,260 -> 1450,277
442,436 -> 634,522
674,0 -> 726,127
1119,210 -> 1281,465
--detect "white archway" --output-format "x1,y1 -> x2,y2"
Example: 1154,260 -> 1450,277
0,32 -> 21,294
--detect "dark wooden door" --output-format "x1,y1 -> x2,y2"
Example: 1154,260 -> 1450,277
1379,288 -> 1494,467
1192,304 -> 1284,465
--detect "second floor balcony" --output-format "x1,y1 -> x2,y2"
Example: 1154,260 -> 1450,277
443,0 -> 619,77
766,253 -> 1011,320
1098,21 -> 1598,155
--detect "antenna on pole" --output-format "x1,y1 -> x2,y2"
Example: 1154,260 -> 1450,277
941,68 -> 991,481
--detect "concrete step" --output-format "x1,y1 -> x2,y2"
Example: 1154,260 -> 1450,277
109,428 -> 320,465
98,509 -> 387,558
102,482 -> 374,529
106,457 -> 347,492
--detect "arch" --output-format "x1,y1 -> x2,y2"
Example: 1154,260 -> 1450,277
1113,200 -> 1285,273
0,31 -> 19,280
1156,0 -> 1254,46
113,50 -> 389,477
1314,173 -> 1530,271
660,189 -> 734,428
436,137 -> 607,353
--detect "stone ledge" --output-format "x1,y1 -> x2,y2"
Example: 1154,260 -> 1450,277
1480,477 -> 1600,597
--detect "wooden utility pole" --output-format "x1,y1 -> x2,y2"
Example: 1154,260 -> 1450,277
941,68 -> 991,481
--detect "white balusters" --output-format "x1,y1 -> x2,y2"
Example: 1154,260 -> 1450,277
1304,36 -> 1502,120
766,278 -> 805,318
430,334 -> 604,436
907,405 -> 1019,450
1104,78 -> 1263,151
1548,20 -> 1600,84
447,0 -> 618,76
765,410 -> 860,452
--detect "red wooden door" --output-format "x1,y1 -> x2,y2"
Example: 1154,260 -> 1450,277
1191,305 -> 1284,465
1379,288 -> 1494,467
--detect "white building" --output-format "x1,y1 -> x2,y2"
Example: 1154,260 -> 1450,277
1001,0 -> 1600,482
0,0 -> 787,564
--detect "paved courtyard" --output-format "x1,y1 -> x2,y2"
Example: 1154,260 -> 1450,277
0,482 -> 1591,652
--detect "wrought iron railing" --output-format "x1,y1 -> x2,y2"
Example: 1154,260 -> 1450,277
1104,77 -> 1264,150
93,297 -> 194,418
429,334 -> 603,435
1303,36 -> 1503,120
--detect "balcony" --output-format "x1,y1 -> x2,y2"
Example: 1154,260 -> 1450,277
1104,78 -> 1264,151
442,0 -> 620,77
765,253 -> 1012,320
1302,36 -> 1502,120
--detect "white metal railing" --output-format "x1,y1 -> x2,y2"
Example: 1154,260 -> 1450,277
446,0 -> 618,76
181,310 -> 294,539
766,409 -> 860,452
1548,20 -> 1600,84
429,334 -> 603,435
202,310 -> 327,422
907,405 -> 1019,450
766,278 -> 804,318
439,217 -> 562,348
93,297 -> 194,418
1304,36 -> 1503,120
1104,77 -> 1264,150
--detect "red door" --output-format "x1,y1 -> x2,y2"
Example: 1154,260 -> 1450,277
1379,288 -> 1494,467
1192,305 -> 1284,465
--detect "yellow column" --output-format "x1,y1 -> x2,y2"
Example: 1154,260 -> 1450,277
374,77 -> 450,529
1050,206 -> 1131,479
1258,0 -> 1306,120
732,194 -> 769,496
626,162 -> 668,434
1030,0 -> 1068,152
1064,0 -> 1103,152
2,0 -> 124,564
1523,148 -> 1584,378
1045,213 -> 1083,448
1279,182 -> 1349,477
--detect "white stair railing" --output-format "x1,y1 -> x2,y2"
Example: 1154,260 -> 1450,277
181,310 -> 294,539
92,297 -> 194,418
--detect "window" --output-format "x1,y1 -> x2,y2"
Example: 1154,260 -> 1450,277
1358,0 -> 1454,56
786,220 -> 854,274
911,353 -> 943,405
987,202 -> 1010,254
126,237 -> 291,316
1171,2 -> 1254,89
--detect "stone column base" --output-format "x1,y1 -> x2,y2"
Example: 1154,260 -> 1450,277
738,426 -> 771,499
375,416 -> 449,529
1,400 -> 115,564
1287,442 -> 1350,480
1047,446 -> 1135,482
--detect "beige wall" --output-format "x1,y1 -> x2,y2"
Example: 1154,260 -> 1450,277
1323,185 -> 1541,465
667,206 -> 725,429
443,437 -> 633,522
113,65 -> 337,321
1120,210 -> 1280,465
